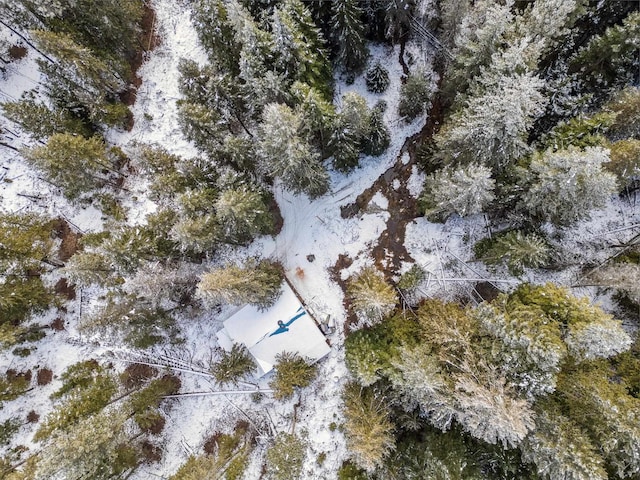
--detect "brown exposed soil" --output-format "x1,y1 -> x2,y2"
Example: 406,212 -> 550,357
53,218 -> 82,262
120,363 -> 158,390
54,278 -> 76,300
120,4 -> 161,108
26,410 -> 40,423
8,45 -> 27,60
36,368 -> 53,386
341,95 -> 446,280
50,317 -> 66,331
140,440 -> 162,463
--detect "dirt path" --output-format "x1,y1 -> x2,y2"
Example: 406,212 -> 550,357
341,94 -> 445,280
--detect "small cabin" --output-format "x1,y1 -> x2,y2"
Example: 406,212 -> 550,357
216,282 -> 331,377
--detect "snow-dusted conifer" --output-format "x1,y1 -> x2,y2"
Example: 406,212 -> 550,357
211,344 -> 256,385
478,231 -> 550,275
269,352 -> 317,399
35,407 -> 129,480
192,0 -> 241,73
437,64 -> 546,168
23,133 -> 118,200
607,139 -> 640,186
62,252 -> 116,288
330,92 -> 371,171
259,102 -> 329,197
342,383 -> 395,472
522,146 -> 618,226
331,0 -> 368,74
363,106 -> 390,157
521,408 -> 607,480
197,259 -> 283,309
384,0 -> 415,43
421,163 -> 495,220
291,81 -> 336,156
398,70 -> 432,121
273,0 -> 333,99
365,62 -> 390,93
347,266 -> 398,327
215,186 -> 274,244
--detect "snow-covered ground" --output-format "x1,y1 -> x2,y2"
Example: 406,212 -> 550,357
1,0 -> 639,478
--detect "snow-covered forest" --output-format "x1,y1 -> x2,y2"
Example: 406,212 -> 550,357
0,0 -> 639,478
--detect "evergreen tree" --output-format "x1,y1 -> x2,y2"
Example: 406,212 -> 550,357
331,0 -> 368,74
35,407 -> 129,480
272,0 -> 333,99
476,231 -> 550,275
362,105 -> 390,156
0,212 -> 55,274
265,432 -> 306,480
420,163 -> 495,221
31,30 -> 129,127
571,11 -> 640,98
210,344 -> 256,385
607,139 -> 640,187
522,146 -> 618,226
192,0 -> 242,74
23,133 -> 122,200
269,352 -> 318,399
196,259 -> 283,309
384,0 -> 415,43
347,266 -> 398,327
521,406 -> 607,480
291,81 -> 336,157
61,251 -> 116,288
80,295 -> 177,349
215,186 -> 274,244
365,62 -> 390,94
259,102 -> 329,197
2,97 -> 90,139
437,61 -> 546,169
342,383 -> 395,472
398,69 -> 432,121
330,92 -> 371,172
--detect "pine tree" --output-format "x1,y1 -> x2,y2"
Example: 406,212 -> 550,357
342,383 -> 395,472
476,231 -> 550,275
35,407 -> 129,480
398,70 -> 432,121
23,133 -> 121,200
522,146 -> 618,226
521,407 -> 607,480
211,344 -> 256,385
385,0 -> 415,43
31,29 -> 129,127
330,92 -> 371,172
331,0 -> 368,74
606,139 -> 640,186
259,102 -> 329,197
437,63 -> 546,169
272,0 -> 333,99
269,352 -> 318,399
61,251 -> 116,287
0,212 -> 55,274
347,266 -> 398,327
214,186 -> 274,244
265,432 -> 306,480
420,163 -> 495,221
291,81 -> 336,157
362,105 -> 390,156
571,11 -> 640,97
170,215 -> 221,254
196,259 -> 283,309
80,295 -> 177,348
606,86 -> 640,140
365,62 -> 390,93
192,0 -> 242,74
2,97 -> 90,139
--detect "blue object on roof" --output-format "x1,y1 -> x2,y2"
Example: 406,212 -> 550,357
269,306 -> 307,337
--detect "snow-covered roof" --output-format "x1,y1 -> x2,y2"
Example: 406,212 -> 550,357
216,282 -> 331,376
